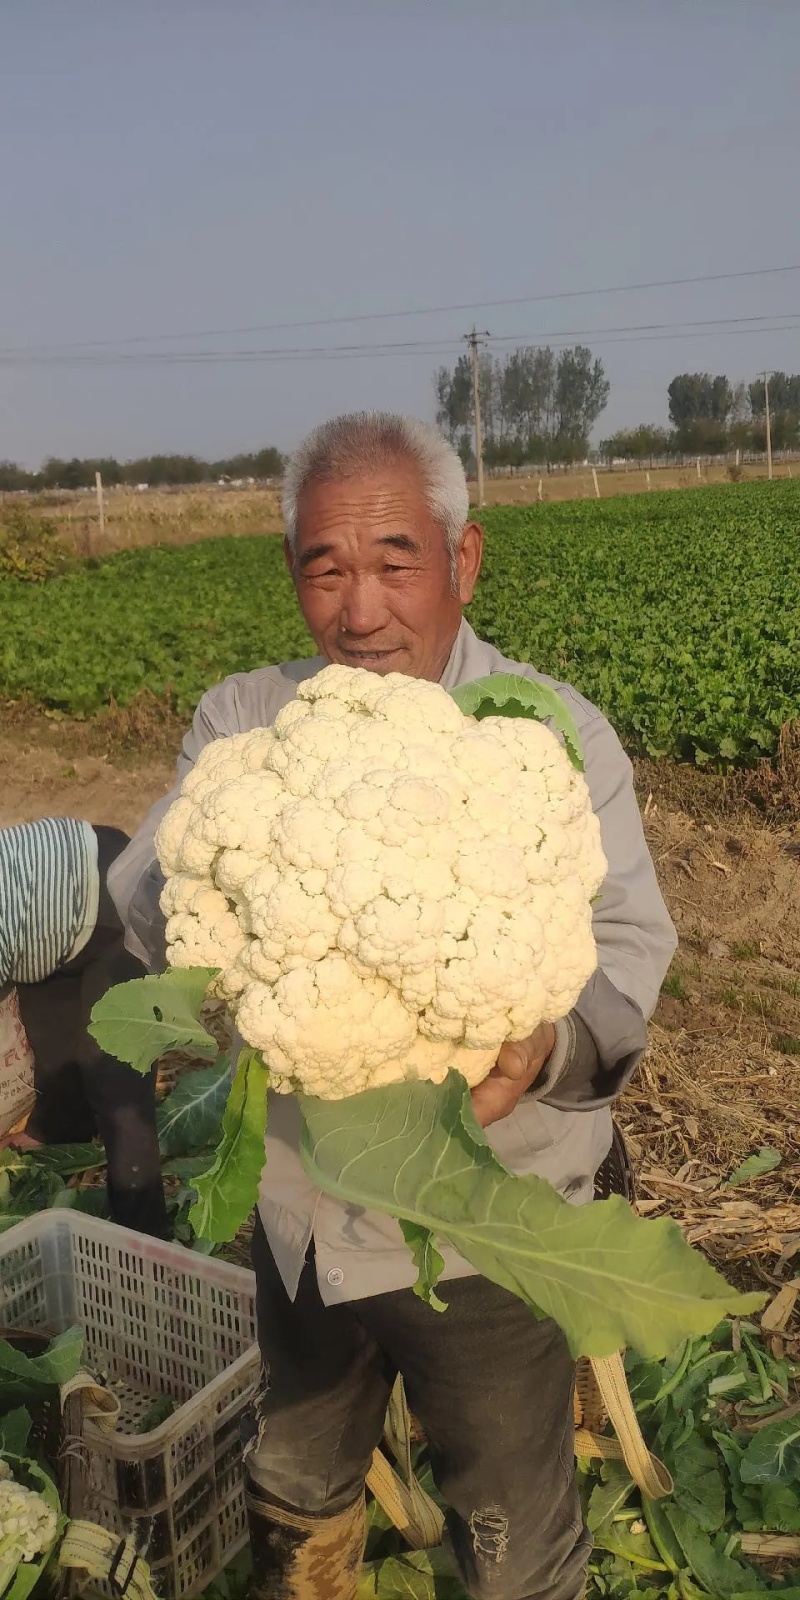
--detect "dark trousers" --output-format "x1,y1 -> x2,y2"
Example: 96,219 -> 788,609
15,825 -> 169,1239
249,1216 -> 589,1600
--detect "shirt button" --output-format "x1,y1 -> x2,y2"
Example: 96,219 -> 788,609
327,1268 -> 344,1288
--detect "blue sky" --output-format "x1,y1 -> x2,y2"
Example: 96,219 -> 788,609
2,0 -> 799,466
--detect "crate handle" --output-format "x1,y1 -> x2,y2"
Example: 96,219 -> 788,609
60,1371 -> 121,1435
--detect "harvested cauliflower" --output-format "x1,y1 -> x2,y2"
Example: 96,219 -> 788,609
156,666 -> 606,1097
0,1466 -> 58,1588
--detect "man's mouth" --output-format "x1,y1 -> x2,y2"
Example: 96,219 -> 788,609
337,645 -> 404,664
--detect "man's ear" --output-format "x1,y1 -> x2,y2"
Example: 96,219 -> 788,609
457,521 -> 484,604
283,536 -> 295,578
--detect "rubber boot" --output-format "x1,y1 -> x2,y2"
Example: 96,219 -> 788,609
245,1481 -> 366,1600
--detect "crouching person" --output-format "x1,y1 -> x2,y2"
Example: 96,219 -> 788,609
0,817 -> 169,1238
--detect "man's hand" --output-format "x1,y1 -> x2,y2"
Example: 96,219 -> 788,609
0,1131 -> 42,1153
470,1022 -> 557,1129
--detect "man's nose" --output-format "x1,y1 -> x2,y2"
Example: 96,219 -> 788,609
339,577 -> 391,636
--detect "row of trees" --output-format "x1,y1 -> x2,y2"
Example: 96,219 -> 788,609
5,365 -> 799,492
601,372 -> 800,462
0,445 -> 285,493
435,345 -> 610,468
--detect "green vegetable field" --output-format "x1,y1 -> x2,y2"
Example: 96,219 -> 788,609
2,481 -> 799,764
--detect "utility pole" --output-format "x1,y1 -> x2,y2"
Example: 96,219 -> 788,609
465,327 -> 490,508
760,371 -> 774,481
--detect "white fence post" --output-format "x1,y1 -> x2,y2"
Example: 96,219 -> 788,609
95,471 -> 105,536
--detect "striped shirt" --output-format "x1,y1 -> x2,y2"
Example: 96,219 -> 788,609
0,818 -> 99,986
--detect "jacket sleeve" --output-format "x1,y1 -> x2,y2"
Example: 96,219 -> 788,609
532,713 -> 677,1112
107,685 -> 239,970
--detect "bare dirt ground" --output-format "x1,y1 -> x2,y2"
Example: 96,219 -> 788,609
0,707 -> 177,831
2,712 -> 798,1294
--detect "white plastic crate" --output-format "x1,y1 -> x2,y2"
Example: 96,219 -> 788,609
0,1209 -> 260,1598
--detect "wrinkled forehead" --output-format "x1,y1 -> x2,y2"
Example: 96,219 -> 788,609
294,462 -> 444,550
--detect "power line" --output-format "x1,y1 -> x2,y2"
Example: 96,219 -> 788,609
2,311 -> 798,368
2,262 -> 800,357
487,309 -> 800,347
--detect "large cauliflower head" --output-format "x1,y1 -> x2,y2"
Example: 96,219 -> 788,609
156,666 -> 606,1098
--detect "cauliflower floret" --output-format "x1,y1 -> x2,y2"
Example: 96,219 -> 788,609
180,733 -> 257,805
199,772 -> 289,853
238,727 -> 279,771
160,874 -> 249,988
214,848 -> 266,898
156,795 -> 218,875
235,956 -> 495,1098
0,1470 -> 58,1580
156,663 -> 606,1098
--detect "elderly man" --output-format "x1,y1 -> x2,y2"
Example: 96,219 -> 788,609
110,412 -> 676,1600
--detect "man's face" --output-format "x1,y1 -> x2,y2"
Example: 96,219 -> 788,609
288,463 -> 483,681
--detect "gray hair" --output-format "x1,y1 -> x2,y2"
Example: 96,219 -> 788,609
282,411 -> 470,561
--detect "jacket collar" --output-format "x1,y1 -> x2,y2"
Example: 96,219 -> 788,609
439,617 -> 494,689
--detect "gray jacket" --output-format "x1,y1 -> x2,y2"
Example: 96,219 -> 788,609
108,619 -> 676,1304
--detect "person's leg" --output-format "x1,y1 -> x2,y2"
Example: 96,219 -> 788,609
248,1217 -> 395,1513
20,826 -> 168,1234
16,826 -> 140,1149
74,824 -> 168,1235
361,1274 -> 589,1600
246,1218 -> 394,1599
77,935 -> 169,1236
15,971 -> 96,1143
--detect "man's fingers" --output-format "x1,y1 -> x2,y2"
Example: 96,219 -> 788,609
470,1069 -> 518,1129
474,1023 -> 558,1129
494,1040 -> 530,1081
496,1023 -> 557,1083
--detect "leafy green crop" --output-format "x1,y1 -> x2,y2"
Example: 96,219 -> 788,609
188,1049 -> 269,1242
468,483 -> 800,766
0,1145 -> 108,1234
2,482 -> 799,765
451,671 -> 585,769
299,1073 -> 762,1359
88,966 -> 219,1071
156,1056 -> 233,1158
0,536 -> 313,718
89,968 -> 764,1361
0,1328 -> 83,1404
